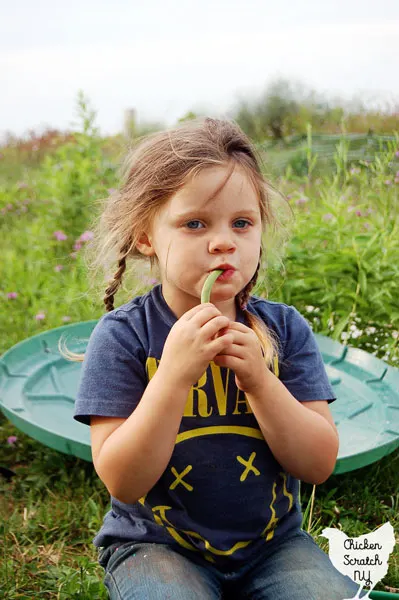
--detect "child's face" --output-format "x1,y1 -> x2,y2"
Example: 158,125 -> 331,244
138,164 -> 263,321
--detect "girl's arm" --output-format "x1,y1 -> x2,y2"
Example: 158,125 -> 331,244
246,368 -> 339,485
90,365 -> 192,504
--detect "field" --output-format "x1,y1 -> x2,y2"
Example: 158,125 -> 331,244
1,104 -> 399,597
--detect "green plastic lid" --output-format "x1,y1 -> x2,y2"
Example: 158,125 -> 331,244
1,321 -> 399,474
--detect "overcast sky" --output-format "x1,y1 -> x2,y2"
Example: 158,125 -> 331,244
1,0 -> 399,141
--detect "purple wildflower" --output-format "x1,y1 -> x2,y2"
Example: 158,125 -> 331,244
54,265 -> 63,272
149,278 -> 158,285
107,188 -> 117,194
295,197 -> 309,205
78,230 -> 94,242
323,213 -> 334,221
395,151 -> 399,158
53,230 -> 67,241
384,180 -> 392,186
73,242 -> 82,251
7,435 -> 18,446
35,312 -> 46,321
7,292 -> 18,299
355,210 -> 363,217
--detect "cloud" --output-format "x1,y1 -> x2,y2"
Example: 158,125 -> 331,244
1,18 -> 398,137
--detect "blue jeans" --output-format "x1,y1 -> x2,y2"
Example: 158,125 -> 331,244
98,530 -> 368,600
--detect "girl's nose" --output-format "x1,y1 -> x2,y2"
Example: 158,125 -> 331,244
209,233 -> 236,253
207,221 -> 238,252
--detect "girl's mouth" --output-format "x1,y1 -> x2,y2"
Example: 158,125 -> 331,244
216,269 -> 236,281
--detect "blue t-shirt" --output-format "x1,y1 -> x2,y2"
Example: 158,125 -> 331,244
73,283 -> 336,571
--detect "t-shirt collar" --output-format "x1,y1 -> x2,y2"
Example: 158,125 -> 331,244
151,284 -> 247,329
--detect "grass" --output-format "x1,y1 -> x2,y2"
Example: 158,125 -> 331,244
1,99 -> 399,596
1,422 -> 109,599
2,418 -> 398,598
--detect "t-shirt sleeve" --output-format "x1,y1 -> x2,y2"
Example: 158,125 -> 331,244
73,311 -> 148,425
279,306 -> 337,403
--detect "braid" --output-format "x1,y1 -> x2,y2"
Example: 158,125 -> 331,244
103,243 -> 130,312
237,247 -> 263,310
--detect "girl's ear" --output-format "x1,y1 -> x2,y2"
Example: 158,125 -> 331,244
136,232 -> 156,258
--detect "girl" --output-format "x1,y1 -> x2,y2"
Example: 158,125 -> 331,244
65,117 -> 367,599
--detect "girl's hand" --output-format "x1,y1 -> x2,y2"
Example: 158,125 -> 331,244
213,321 -> 266,394
159,303 -> 234,389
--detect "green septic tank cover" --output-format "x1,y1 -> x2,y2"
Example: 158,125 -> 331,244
1,320 -> 399,474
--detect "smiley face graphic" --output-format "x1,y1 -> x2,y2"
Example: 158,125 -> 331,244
137,425 -> 295,565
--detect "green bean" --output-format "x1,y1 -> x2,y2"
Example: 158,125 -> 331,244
201,270 -> 224,304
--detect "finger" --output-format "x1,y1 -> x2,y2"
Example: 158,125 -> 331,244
208,318 -> 231,341
215,342 -> 245,358
184,303 -> 220,321
211,333 -> 234,353
217,326 -> 231,337
226,323 -> 260,345
226,321 -> 251,332
222,328 -> 247,345
213,354 -> 240,370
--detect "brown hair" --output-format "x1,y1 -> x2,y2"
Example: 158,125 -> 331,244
59,117 -> 293,375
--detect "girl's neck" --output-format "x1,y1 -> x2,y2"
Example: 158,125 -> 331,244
160,284 -> 239,322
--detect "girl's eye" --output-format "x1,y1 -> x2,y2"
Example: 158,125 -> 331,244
185,219 -> 252,230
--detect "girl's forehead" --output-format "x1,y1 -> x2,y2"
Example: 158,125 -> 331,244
174,165 -> 258,207
152,164 -> 261,227
187,164 -> 251,192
